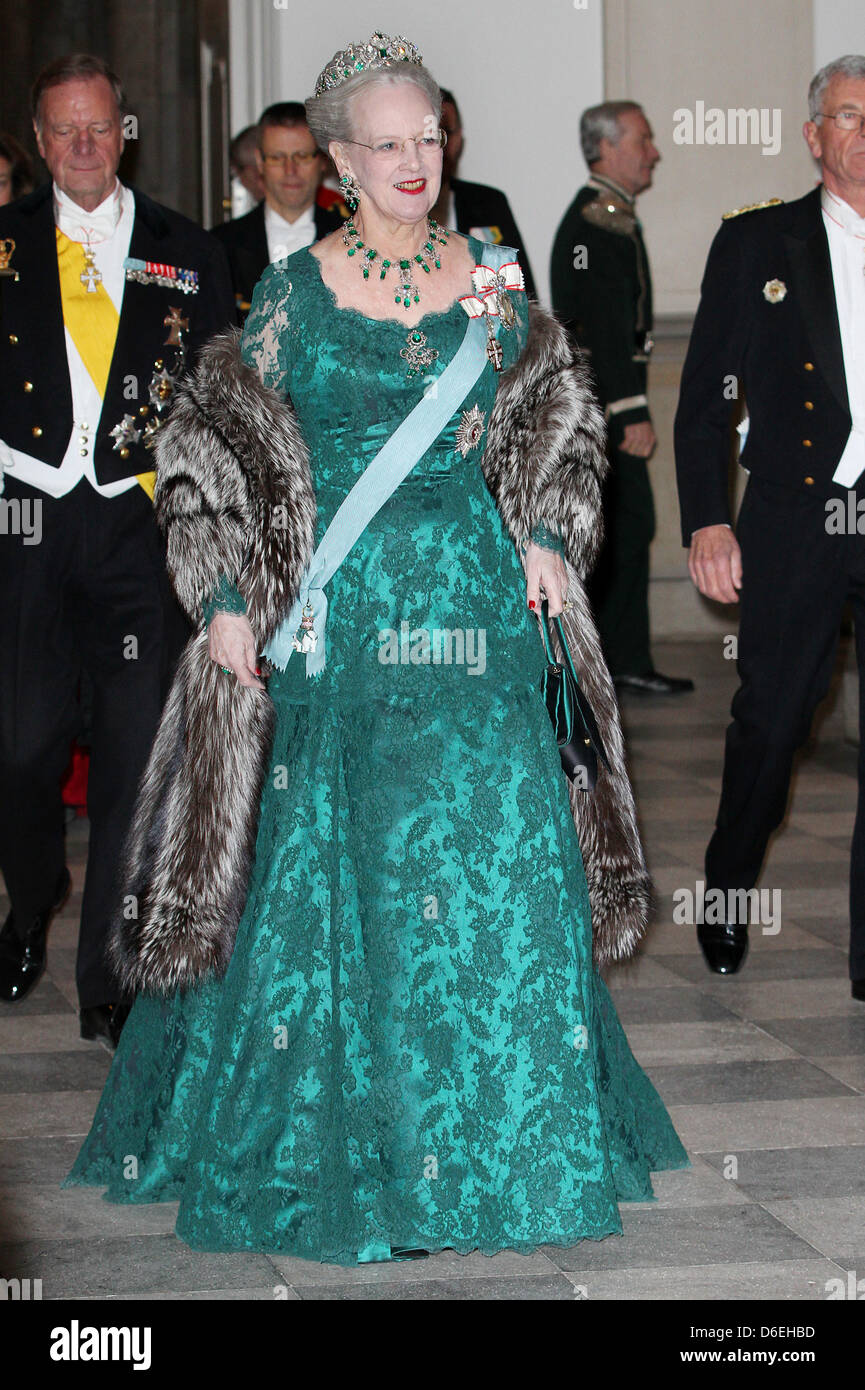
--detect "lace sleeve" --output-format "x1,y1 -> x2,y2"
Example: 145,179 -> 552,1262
529,523 -> 565,556
240,263 -> 295,393
201,574 -> 247,627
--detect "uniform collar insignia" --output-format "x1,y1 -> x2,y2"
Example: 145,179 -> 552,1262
588,175 -> 636,209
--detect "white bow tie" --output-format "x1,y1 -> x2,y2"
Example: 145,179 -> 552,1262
53,180 -> 123,245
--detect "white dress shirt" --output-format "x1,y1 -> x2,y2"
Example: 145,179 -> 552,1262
0,179 -> 138,498
824,187 -> 865,488
264,201 -> 316,263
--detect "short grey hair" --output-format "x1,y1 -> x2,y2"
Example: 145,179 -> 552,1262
32,53 -> 126,132
305,67 -> 441,151
580,100 -> 643,165
808,54 -> 865,121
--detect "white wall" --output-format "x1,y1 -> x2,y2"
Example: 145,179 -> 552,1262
814,0 -> 865,67
228,0 -> 605,305
604,0 -> 816,316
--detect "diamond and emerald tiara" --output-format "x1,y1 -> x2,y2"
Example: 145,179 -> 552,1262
314,32 -> 424,97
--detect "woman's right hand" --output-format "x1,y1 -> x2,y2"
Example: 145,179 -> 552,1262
208,612 -> 265,690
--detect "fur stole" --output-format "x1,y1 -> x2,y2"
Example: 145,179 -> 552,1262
110,304 -> 651,993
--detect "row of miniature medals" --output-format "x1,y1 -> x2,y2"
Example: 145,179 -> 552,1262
342,215 -> 506,378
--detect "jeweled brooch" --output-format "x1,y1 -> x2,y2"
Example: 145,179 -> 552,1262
762,278 -> 787,303
401,327 -> 439,377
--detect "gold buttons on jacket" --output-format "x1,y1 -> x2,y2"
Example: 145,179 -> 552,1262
23,380 -> 33,392
804,361 -> 814,371
119,447 -> 129,459
8,333 -> 18,344
803,439 -> 812,447
804,476 -> 815,485
31,426 -> 42,437
138,406 -> 149,416
804,400 -> 814,410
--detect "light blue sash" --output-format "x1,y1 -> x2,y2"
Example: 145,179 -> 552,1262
265,242 -> 514,676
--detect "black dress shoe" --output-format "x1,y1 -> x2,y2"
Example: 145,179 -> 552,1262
391,1247 -> 429,1260
852,979 -> 865,1001
80,1002 -> 131,1050
697,920 -> 749,975
614,671 -> 695,695
0,867 -> 72,1003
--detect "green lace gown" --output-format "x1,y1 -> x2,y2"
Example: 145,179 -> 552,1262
64,239 -> 688,1263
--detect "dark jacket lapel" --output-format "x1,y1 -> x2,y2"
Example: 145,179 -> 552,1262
783,187 -> 849,418
314,203 -> 341,240
101,187 -> 169,410
234,204 -> 268,301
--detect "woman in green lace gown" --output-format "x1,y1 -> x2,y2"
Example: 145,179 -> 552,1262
65,36 -> 687,1264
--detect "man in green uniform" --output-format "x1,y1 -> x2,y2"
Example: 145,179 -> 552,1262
551,101 -> 693,695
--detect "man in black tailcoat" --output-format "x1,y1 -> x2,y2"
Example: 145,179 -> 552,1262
431,89 -> 537,300
0,54 -> 235,1043
675,54 -> 865,992
212,102 -> 346,319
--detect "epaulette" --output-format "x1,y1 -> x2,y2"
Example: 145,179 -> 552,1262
581,190 -> 637,236
721,197 -> 784,220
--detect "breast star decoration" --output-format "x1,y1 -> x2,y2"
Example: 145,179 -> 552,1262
455,405 -> 486,457
762,279 -> 787,303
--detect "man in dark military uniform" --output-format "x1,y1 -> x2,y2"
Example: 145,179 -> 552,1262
675,54 -> 865,992
551,101 -> 692,696
0,54 -> 235,1043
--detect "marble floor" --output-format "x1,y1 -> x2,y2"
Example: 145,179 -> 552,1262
1,639 -> 864,1301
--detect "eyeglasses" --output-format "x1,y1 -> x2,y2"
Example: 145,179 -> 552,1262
819,110 -> 865,133
260,150 -> 321,166
345,130 -> 447,161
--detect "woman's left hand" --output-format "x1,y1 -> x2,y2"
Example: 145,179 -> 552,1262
523,541 -> 568,618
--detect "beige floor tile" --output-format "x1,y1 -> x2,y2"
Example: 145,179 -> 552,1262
669,1096 -> 865,1152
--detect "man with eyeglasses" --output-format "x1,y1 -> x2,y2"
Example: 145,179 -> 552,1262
213,102 -> 346,318
675,54 -> 865,994
0,53 -> 235,1045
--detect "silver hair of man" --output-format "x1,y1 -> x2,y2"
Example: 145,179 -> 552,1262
579,101 -> 644,166
305,66 -> 442,152
31,53 -> 127,133
808,53 -> 865,122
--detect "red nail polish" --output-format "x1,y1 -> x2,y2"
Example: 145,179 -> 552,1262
528,600 -> 536,610
255,666 -> 261,675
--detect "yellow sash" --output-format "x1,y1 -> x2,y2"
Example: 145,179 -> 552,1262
56,229 -> 155,497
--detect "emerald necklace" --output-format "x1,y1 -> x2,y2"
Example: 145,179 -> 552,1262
342,216 -> 451,379
342,216 -> 449,308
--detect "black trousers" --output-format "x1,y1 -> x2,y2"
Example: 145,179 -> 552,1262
590,446 -> 656,678
706,475 -> 865,978
0,476 -> 187,1007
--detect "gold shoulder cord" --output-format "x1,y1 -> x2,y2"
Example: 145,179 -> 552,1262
721,197 -> 784,220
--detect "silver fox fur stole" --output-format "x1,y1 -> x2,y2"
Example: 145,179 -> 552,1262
110,304 -> 652,993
